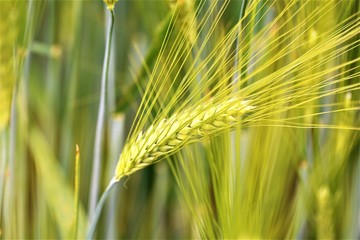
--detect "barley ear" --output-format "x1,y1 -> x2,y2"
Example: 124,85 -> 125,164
114,97 -> 255,181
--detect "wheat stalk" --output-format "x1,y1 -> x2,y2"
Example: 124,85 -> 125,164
88,7 -> 115,218
114,96 -> 255,181
316,186 -> 334,239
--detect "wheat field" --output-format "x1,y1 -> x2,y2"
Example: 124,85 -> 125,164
0,0 -> 359,239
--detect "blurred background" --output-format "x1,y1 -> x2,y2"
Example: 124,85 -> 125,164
0,0 -> 359,239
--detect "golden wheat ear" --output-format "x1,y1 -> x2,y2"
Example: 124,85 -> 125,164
114,96 -> 255,181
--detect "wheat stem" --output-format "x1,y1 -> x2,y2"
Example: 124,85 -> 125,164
86,178 -> 117,240
88,9 -> 115,218
74,144 -> 80,239
316,186 -> 334,239
114,97 -> 255,181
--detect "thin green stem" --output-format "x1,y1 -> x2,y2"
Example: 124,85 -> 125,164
87,178 -> 117,239
74,145 -> 80,239
88,9 -> 115,218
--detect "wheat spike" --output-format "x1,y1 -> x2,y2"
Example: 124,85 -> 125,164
114,97 -> 255,180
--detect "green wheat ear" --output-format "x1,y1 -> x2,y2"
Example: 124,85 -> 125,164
114,97 -> 255,181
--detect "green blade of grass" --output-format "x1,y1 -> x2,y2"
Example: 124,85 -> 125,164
29,128 -> 87,238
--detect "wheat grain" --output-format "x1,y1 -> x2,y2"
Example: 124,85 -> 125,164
114,97 -> 255,180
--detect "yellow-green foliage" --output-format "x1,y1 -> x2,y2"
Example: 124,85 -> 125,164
29,129 -> 87,238
0,0 -> 359,239
0,2 -> 17,131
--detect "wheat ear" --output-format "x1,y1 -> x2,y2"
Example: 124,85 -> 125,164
114,97 -> 255,181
